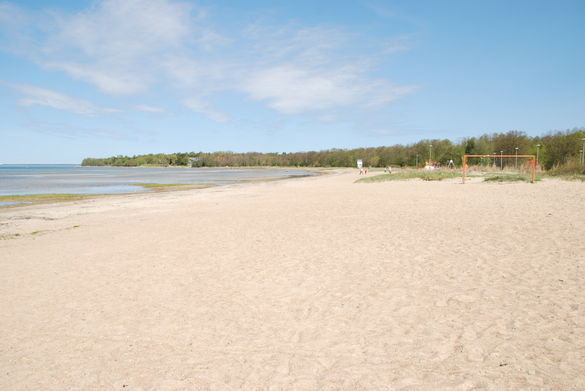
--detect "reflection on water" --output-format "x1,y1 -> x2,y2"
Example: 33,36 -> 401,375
0,165 -> 314,196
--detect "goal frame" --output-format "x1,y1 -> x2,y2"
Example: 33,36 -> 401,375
462,154 -> 537,184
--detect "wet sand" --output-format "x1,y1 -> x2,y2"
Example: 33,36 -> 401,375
1,170 -> 584,390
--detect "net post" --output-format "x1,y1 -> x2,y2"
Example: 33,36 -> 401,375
531,156 -> 536,183
462,155 -> 467,184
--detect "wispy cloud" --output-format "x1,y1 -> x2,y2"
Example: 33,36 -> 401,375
242,66 -> 361,114
1,0 -> 417,121
42,0 -> 200,95
0,2 -> 26,25
134,104 -> 166,113
237,24 -> 416,115
183,98 -> 230,123
242,65 -> 415,115
5,82 -> 120,116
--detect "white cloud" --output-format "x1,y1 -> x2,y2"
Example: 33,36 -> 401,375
0,2 -> 26,25
1,0 -> 417,121
183,98 -> 230,123
242,65 -> 415,115
7,83 -> 120,116
43,0 -> 205,94
134,104 -> 166,113
242,66 -> 359,114
239,25 -> 416,115
44,62 -> 150,95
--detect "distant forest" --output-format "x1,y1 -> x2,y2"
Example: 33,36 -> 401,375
82,129 -> 585,173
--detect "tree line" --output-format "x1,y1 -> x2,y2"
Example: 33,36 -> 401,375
81,128 -> 585,173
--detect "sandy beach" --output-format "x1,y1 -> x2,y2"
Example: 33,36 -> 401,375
1,170 -> 584,390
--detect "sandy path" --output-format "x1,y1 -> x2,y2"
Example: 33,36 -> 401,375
1,171 -> 584,390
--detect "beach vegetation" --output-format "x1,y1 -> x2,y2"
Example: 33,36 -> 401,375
131,183 -> 214,191
356,169 -> 461,183
0,194 -> 91,203
131,183 -> 189,189
545,158 -> 585,177
483,174 -> 539,182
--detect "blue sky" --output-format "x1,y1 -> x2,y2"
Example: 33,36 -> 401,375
1,0 -> 584,163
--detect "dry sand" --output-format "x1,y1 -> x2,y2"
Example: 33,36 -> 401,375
1,170 -> 584,390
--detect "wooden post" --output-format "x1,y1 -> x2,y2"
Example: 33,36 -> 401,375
530,157 -> 536,184
462,155 -> 467,183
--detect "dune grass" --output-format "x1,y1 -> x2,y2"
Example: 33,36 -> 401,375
357,168 -> 549,184
357,169 -> 461,183
543,173 -> 585,182
483,174 -> 538,183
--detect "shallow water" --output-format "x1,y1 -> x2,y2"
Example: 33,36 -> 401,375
0,201 -> 30,206
0,165 -> 314,196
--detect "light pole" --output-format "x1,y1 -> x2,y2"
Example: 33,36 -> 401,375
515,147 -> 519,169
500,151 -> 503,170
536,144 -> 541,168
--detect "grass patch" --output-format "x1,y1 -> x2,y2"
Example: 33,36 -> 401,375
357,169 -> 461,183
131,183 -> 215,191
30,230 -> 43,235
543,173 -> 585,182
131,183 -> 189,189
0,183 -> 216,208
483,174 -> 539,183
0,193 -> 91,203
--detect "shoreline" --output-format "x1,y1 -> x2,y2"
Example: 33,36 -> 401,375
0,167 -> 327,210
0,168 -> 339,239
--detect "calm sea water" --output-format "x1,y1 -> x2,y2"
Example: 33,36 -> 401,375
0,164 -> 314,197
